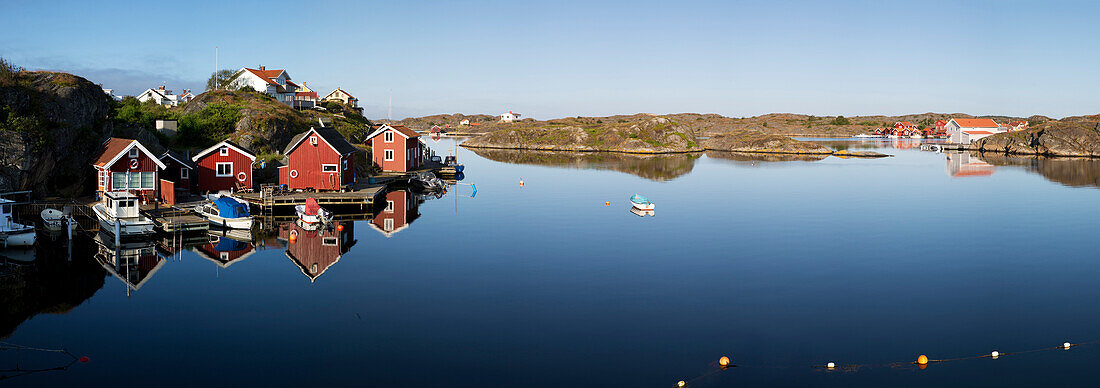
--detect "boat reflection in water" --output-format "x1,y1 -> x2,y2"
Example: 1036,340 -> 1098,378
629,207 -> 655,217
278,220 -> 356,282
190,229 -> 260,269
946,152 -> 995,177
371,189 -> 423,237
92,231 -> 166,295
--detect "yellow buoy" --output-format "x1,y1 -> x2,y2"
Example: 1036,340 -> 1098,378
1064,342 -> 1072,350
826,362 -> 835,369
718,356 -> 730,367
917,355 -> 928,365
677,381 -> 686,387
991,351 -> 999,359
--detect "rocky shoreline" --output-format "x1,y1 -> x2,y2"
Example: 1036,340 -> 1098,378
970,115 -> 1100,158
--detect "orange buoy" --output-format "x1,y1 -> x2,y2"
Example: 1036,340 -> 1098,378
718,356 -> 730,367
289,234 -> 297,244
605,201 -> 610,206
917,355 -> 928,365
337,224 -> 344,232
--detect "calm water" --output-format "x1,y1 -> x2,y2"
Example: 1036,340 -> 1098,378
4,137 -> 1100,387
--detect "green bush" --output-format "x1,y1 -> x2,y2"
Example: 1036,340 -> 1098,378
829,116 -> 851,125
176,103 -> 244,147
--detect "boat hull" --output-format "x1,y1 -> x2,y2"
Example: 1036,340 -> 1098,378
93,204 -> 155,237
631,202 -> 655,211
1,229 -> 36,248
295,205 -> 332,224
196,210 -> 253,229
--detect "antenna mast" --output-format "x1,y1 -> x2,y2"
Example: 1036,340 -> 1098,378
388,89 -> 392,120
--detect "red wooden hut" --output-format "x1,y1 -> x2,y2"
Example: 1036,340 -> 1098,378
370,189 -> 422,237
91,138 -> 166,202
191,140 -> 256,193
279,127 -> 359,190
365,124 -> 426,172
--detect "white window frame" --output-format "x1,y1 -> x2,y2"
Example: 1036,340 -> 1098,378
128,147 -> 139,158
343,159 -> 348,170
384,149 -> 394,161
385,200 -> 394,213
322,237 -> 338,246
219,147 -> 229,156
384,218 -> 394,231
384,131 -> 394,143
180,168 -> 189,179
322,164 -> 338,173
216,162 -> 233,177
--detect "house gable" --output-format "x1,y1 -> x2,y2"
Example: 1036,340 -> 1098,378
93,138 -> 166,170
192,140 -> 257,162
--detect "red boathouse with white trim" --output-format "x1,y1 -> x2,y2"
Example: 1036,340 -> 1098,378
366,124 -> 425,172
279,127 -> 359,190
91,138 -> 166,202
192,140 -> 257,193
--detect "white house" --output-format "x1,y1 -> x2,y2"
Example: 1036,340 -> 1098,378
102,87 -> 122,101
945,118 -> 1004,144
322,88 -> 361,112
499,111 -> 521,123
227,66 -> 297,106
459,119 -> 470,126
136,86 -> 192,107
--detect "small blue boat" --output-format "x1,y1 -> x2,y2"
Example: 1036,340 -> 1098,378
630,194 -> 654,210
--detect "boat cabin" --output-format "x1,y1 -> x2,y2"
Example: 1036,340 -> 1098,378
91,138 -> 166,203
365,124 -> 427,172
101,191 -> 143,220
191,140 -> 257,193
279,127 -> 359,191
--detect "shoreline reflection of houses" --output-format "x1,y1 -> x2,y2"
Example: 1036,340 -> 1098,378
370,189 -> 423,237
93,231 -> 166,296
946,152 -> 995,177
190,229 -> 260,269
278,220 -> 356,282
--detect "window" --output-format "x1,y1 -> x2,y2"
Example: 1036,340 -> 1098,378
385,200 -> 394,213
216,162 -> 233,177
322,237 -> 338,246
1,204 -> 10,214
384,131 -> 394,143
113,172 -> 127,190
180,168 -> 189,179
384,218 -> 394,231
343,159 -> 348,170
322,164 -> 338,172
384,150 -> 394,161
309,136 -> 318,146
219,147 -> 229,156
128,147 -> 139,158
141,172 -> 155,189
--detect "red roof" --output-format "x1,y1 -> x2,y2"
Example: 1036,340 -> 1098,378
389,125 -> 420,138
296,91 -> 318,98
92,138 -> 135,167
243,68 -> 285,85
953,118 -> 999,128
962,130 -> 994,135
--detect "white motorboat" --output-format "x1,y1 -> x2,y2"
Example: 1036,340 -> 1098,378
295,198 -> 332,225
853,134 -> 876,138
93,191 -> 155,238
409,171 -> 446,192
195,197 -> 253,229
629,194 -> 655,211
0,198 -> 36,248
41,208 -> 76,232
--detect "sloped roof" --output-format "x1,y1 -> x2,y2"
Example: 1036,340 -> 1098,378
284,127 -> 359,156
93,138 -> 134,166
365,124 -> 421,141
324,88 -> 356,100
192,140 -> 256,161
160,149 -> 195,169
952,118 -> 999,128
242,68 -> 286,85
962,130 -> 995,135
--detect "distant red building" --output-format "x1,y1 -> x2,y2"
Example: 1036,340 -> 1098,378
191,140 -> 256,193
91,138 -> 166,202
279,127 -> 359,190
892,121 -> 918,136
366,124 -> 426,172
370,190 -> 422,237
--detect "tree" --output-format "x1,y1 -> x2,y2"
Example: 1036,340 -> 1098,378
830,116 -> 851,125
206,69 -> 237,90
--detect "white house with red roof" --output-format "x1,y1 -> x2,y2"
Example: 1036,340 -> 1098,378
136,86 -> 192,107
945,118 -> 1005,144
499,111 -> 521,123
228,66 -> 298,105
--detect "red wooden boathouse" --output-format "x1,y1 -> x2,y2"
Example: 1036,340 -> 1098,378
192,140 -> 257,193
279,127 -> 359,190
91,138 -> 166,202
366,124 -> 426,172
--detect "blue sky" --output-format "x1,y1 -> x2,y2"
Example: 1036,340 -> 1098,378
2,0 -> 1097,119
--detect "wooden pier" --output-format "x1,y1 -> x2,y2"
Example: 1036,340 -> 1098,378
921,143 -> 972,152
140,204 -> 208,233
234,183 -> 386,212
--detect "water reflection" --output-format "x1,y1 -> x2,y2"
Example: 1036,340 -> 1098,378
92,232 -> 166,295
279,220 -> 357,282
191,229 -> 259,269
704,150 -> 828,164
970,152 -> 1100,189
467,148 -> 699,181
0,240 -> 105,338
945,152 -> 996,177
371,190 -> 423,237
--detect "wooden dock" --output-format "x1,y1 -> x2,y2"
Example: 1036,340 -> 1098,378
235,183 -> 386,212
140,204 -> 208,233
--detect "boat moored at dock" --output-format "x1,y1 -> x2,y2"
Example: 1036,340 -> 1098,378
93,191 -> 155,238
195,197 -> 254,229
0,198 -> 36,248
630,194 -> 655,211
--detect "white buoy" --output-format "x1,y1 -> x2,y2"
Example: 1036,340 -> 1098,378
827,362 -> 835,369
1064,342 -> 1072,350
991,351 -> 999,359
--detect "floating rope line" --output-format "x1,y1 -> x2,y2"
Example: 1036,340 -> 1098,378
674,340 -> 1092,387
0,341 -> 85,382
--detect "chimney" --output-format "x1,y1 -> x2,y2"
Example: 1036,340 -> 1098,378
259,65 -> 265,71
